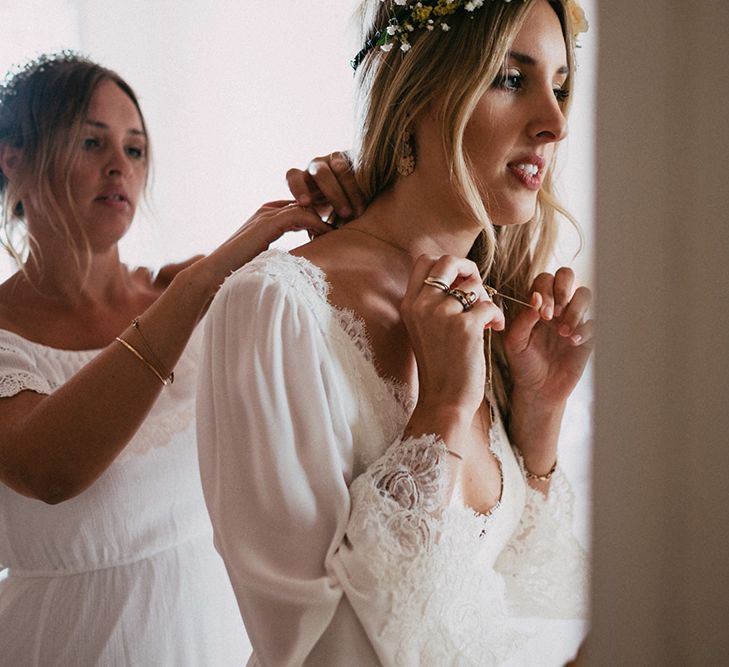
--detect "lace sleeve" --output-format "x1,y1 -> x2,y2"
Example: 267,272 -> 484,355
0,340 -> 52,398
340,435 -> 525,666
494,453 -> 589,619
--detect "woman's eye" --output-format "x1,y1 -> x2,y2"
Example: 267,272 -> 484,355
126,146 -> 146,160
83,137 -> 100,150
493,70 -> 523,92
554,88 -> 570,103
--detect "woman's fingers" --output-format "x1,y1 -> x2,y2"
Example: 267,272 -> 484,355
503,291 -> 545,354
552,267 -> 575,318
404,254 -> 504,329
556,285 -> 592,339
313,152 -> 366,218
268,202 -> 333,236
507,269 -> 593,352
286,151 -> 366,222
569,319 -> 595,347
225,201 -> 332,250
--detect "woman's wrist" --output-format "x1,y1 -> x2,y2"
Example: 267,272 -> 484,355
175,257 -> 228,303
508,395 -> 565,475
404,401 -> 474,452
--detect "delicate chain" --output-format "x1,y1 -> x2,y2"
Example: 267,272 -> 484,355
342,225 -> 536,309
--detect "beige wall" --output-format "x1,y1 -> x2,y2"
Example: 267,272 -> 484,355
590,1 -> 729,663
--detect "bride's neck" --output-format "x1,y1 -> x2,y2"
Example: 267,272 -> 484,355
354,178 -> 482,259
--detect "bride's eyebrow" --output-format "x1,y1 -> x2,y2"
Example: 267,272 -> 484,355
508,50 -> 569,76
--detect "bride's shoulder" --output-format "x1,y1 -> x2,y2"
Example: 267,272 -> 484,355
217,248 -> 329,307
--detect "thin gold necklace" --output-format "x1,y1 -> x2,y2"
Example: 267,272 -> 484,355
340,224 -> 536,398
341,225 -> 534,308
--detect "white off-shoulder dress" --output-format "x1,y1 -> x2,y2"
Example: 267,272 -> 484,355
0,327 -> 251,666
197,250 -> 589,667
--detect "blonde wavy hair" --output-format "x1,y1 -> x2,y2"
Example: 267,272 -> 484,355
352,0 -> 580,418
0,53 -> 150,286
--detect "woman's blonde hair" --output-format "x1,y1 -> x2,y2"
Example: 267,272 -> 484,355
353,0 -> 579,418
0,52 -> 150,285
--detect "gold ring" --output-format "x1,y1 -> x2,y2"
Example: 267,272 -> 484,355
423,276 -> 450,292
447,288 -> 476,312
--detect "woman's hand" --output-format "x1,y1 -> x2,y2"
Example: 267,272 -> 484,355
504,268 -> 594,406
187,200 -> 333,302
401,255 -> 505,447
503,267 -> 594,478
286,151 -> 366,225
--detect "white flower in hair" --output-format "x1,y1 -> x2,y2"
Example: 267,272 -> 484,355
354,0 -> 589,73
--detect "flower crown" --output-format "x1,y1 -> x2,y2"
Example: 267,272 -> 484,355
0,51 -> 84,106
351,0 -> 589,71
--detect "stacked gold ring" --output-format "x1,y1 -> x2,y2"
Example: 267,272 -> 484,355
423,275 -> 451,292
447,288 -> 478,312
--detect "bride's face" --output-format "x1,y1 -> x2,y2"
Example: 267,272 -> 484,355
463,0 -> 569,226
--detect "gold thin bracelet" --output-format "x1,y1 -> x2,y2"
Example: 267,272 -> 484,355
131,318 -> 174,385
115,336 -> 171,386
445,448 -> 463,461
523,459 -> 558,482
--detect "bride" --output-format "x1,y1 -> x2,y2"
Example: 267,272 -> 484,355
197,0 -> 592,664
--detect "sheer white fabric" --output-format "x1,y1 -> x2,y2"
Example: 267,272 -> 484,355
197,249 -> 588,667
0,328 -> 251,666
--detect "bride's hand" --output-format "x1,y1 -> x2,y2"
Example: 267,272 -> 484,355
504,267 -> 594,408
401,255 -> 504,442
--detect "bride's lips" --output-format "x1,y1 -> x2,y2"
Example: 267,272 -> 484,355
507,154 -> 546,191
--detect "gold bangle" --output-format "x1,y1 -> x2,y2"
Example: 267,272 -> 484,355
445,448 -> 463,461
131,318 -> 174,385
523,459 -> 558,482
115,336 -> 171,386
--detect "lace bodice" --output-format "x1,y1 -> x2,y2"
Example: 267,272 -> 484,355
197,249 -> 588,667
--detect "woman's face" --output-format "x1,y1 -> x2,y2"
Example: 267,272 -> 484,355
48,79 -> 148,251
464,0 -> 569,226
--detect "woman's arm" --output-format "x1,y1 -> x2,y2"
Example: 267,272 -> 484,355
0,203 -> 330,504
503,267 -> 594,492
196,266 -> 359,665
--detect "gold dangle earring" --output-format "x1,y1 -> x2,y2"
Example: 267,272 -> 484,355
397,129 -> 416,177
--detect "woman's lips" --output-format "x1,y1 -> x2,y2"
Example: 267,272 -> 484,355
95,192 -> 130,210
507,158 -> 544,191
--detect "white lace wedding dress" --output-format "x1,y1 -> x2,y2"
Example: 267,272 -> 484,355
197,249 -> 588,667
0,327 -> 251,666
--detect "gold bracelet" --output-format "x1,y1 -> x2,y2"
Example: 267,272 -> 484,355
115,336 -> 171,386
445,448 -> 463,461
523,458 -> 558,481
131,318 -> 174,385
